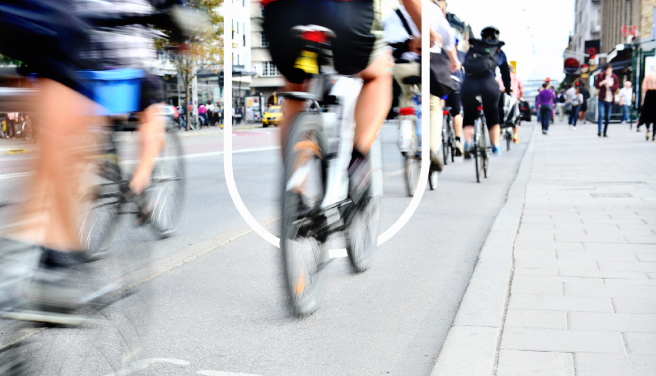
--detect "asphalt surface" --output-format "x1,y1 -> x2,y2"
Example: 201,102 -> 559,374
0,121 -> 534,375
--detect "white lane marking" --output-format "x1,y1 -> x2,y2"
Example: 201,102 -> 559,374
197,372 -> 262,376
103,358 -> 189,376
0,146 -> 281,179
329,248 -> 348,258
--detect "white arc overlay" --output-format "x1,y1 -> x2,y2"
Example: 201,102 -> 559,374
223,5 -> 430,248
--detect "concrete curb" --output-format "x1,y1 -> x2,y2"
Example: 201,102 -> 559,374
430,124 -> 538,376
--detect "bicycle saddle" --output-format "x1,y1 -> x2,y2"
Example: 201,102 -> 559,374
403,76 -> 421,85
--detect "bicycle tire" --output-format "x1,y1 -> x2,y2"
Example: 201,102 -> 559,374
441,115 -> 449,166
480,123 -> 489,179
280,113 -> 328,317
148,126 -> 185,238
474,120 -> 482,183
77,135 -> 122,260
505,131 -> 511,152
345,194 -> 381,273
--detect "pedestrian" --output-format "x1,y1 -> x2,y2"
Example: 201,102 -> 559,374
594,64 -> 619,137
619,81 -> 633,124
235,106 -> 243,124
215,102 -> 221,126
536,82 -> 556,134
578,82 -> 590,123
198,103 -> 207,127
639,68 -> 656,141
565,83 -> 575,115
206,101 -> 214,126
568,86 -> 583,129
557,89 -> 566,121
6,112 -> 16,139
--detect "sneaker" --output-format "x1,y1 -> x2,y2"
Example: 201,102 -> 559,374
598,132 -> 601,137
572,126 -> 577,131
348,152 -> 372,205
430,151 -> 443,172
513,134 -> 519,143
463,142 -> 471,159
454,140 -> 463,156
491,144 -> 501,156
542,130 -> 548,135
603,133 -> 608,138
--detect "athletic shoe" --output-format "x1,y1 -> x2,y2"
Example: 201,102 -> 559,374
598,132 -> 601,137
491,144 -> 501,156
463,142 -> 471,159
513,134 -> 519,143
542,130 -> 548,135
603,133 -> 608,138
454,140 -> 463,156
572,126 -> 577,131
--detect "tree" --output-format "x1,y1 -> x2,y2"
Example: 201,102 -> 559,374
156,0 -> 223,130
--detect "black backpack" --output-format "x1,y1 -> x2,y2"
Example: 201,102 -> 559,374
463,38 -> 503,76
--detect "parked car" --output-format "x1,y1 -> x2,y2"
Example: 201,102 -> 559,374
262,106 -> 283,127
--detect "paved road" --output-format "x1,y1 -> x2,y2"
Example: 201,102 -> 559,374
0,121 -> 534,375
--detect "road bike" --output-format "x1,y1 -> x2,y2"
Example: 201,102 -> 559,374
397,76 -> 438,195
77,118 -> 185,260
441,106 -> 456,164
279,25 -> 384,317
472,97 -> 490,183
499,92 -> 520,151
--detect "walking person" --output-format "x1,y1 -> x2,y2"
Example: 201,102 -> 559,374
568,86 -> 583,129
639,68 -> 656,140
619,81 -> 633,124
578,82 -> 590,123
198,103 -> 207,127
536,82 -> 556,134
594,64 -> 619,137
206,101 -> 214,126
557,89 -> 566,121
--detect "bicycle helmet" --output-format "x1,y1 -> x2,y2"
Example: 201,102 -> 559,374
481,26 -> 500,40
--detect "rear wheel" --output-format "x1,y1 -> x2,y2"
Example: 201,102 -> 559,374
441,115 -> 449,166
480,125 -> 489,179
505,130 -> 512,151
345,195 -> 381,273
474,121 -> 483,183
280,113 -> 328,317
404,130 -> 420,197
428,163 -> 438,190
148,127 -> 185,238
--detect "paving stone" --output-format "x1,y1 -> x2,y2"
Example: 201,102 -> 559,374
584,229 -> 656,236
513,275 -> 603,284
559,269 -> 649,279
582,218 -> 646,225
515,234 -> 555,242
520,223 -> 555,230
625,236 -> 656,244
554,234 -> 627,243
554,223 -> 618,230
515,258 -> 598,270
556,250 -> 637,262
583,242 -> 656,252
612,298 -> 656,314
617,224 -> 656,230
511,280 -> 562,295
504,309 -> 567,329
508,294 -> 612,313
575,353 -> 656,376
564,283 -> 656,298
500,327 -> 624,353
515,241 -> 584,251
514,268 -> 558,276
522,216 -> 557,224
569,312 -> 656,332
603,278 -> 656,285
625,333 -> 656,355
496,350 -> 573,376
597,261 -> 656,273
648,273 -> 656,279
513,249 -> 556,259
635,253 -> 656,262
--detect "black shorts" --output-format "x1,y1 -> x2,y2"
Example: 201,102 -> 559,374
461,74 -> 500,128
580,101 -> 588,112
0,0 -> 96,98
444,91 -> 462,117
262,0 -> 384,84
139,74 -> 165,111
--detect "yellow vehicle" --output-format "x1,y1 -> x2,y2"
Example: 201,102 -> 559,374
262,106 -> 283,127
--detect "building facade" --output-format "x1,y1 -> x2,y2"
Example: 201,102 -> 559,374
573,0 -> 602,57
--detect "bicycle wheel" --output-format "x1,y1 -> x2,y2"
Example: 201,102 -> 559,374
148,126 -> 185,238
77,136 -> 122,260
280,113 -> 328,317
405,127 -> 420,197
474,120 -> 483,183
441,115 -> 449,166
480,123 -> 489,179
345,194 -> 380,273
428,163 -> 438,190
505,130 -> 511,151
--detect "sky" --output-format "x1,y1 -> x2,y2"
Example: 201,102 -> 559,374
446,0 -> 576,83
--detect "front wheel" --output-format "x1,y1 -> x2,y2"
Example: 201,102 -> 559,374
441,116 -> 450,166
505,130 -> 512,152
405,154 -> 420,196
148,128 -> 185,237
280,113 -> 328,317
346,196 -> 381,273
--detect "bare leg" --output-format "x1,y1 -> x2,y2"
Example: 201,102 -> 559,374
453,114 -> 463,138
488,124 -> 500,146
10,80 -> 93,251
463,125 -> 474,144
130,104 -> 166,194
353,52 -> 393,154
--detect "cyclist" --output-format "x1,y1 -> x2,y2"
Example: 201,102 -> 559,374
497,63 -> 523,143
263,0 -> 427,202
0,0 -> 186,322
461,26 -> 511,158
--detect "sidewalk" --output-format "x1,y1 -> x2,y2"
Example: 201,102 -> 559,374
432,120 -> 656,376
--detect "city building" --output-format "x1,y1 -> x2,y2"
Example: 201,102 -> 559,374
249,0 -> 282,106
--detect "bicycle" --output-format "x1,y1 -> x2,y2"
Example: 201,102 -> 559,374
78,118 -> 185,260
279,25 -> 383,317
397,76 -> 439,195
472,97 -> 490,183
441,106 -> 456,165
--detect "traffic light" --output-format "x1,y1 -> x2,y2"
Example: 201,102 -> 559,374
218,71 -> 224,88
